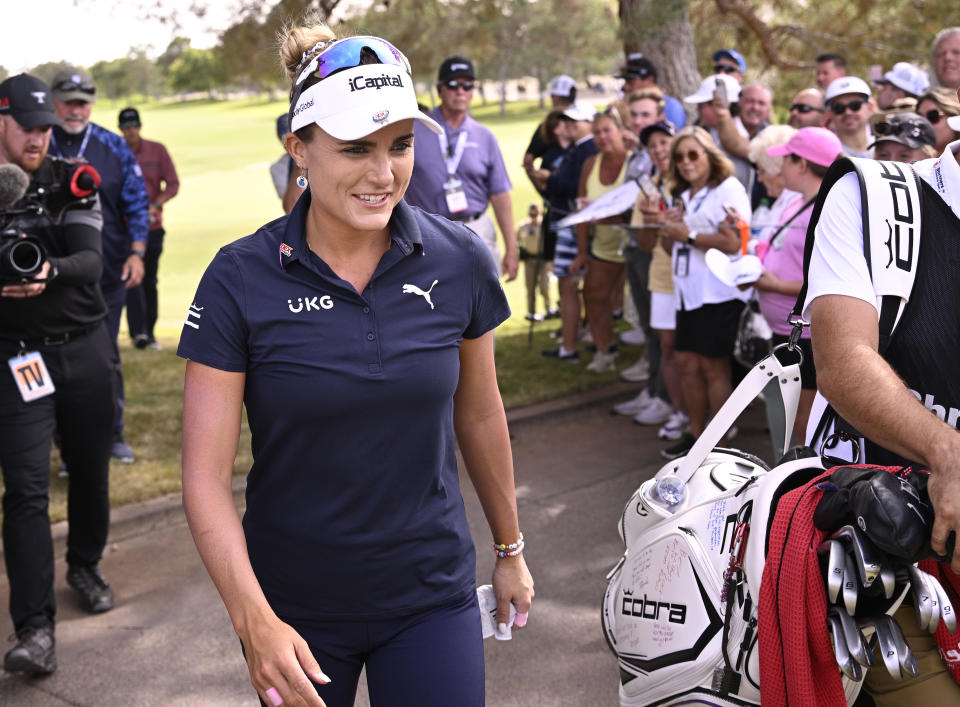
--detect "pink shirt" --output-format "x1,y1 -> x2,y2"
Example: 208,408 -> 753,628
758,197 -> 814,336
131,138 -> 179,230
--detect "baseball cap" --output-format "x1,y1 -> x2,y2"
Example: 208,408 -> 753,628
438,56 -> 475,83
549,75 -> 576,97
0,74 -> 60,129
639,120 -> 676,145
118,107 -> 141,129
868,112 -> 936,150
684,74 -> 741,104
51,66 -> 96,103
766,127 -> 843,167
275,113 -> 290,142
617,56 -> 657,80
561,100 -> 597,122
824,76 -> 871,103
712,49 -> 747,73
289,37 -> 441,140
872,62 -> 929,98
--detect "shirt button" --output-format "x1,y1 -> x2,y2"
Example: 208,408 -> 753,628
362,306 -> 370,314
366,332 -> 376,341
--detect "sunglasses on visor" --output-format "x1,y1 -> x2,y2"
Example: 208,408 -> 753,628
873,121 -> 928,139
54,80 -> 95,94
288,36 -> 412,128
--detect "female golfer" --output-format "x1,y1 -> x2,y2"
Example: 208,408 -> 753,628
178,24 -> 533,707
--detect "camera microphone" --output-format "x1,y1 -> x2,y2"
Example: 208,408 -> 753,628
0,163 -> 30,210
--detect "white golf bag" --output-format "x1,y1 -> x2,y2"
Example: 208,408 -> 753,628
601,350 -> 868,706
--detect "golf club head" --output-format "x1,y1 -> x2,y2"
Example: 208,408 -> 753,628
879,565 -> 896,599
831,606 -> 871,667
907,565 -> 934,632
883,615 -> 920,678
929,571 -> 958,634
832,525 -> 882,588
818,538 -> 845,604
843,552 -> 859,615
872,614 -> 904,680
827,614 -> 861,681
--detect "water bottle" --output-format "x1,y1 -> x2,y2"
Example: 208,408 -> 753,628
656,474 -> 687,507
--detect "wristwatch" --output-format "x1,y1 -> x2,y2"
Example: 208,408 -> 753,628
131,248 -> 146,258
687,230 -> 698,247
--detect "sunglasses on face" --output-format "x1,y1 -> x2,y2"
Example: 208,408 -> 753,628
789,103 -> 823,114
443,80 -> 475,92
674,150 -> 705,163
830,99 -> 866,115
713,65 -> 739,74
874,121 -> 928,140
924,108 -> 946,125
54,80 -> 95,94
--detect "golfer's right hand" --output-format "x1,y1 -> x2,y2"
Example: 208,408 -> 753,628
241,615 -> 331,707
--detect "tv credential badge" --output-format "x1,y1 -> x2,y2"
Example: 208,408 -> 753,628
8,349 -> 55,402
439,130 -> 469,214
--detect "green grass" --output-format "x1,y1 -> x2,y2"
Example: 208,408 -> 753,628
30,96 -> 637,522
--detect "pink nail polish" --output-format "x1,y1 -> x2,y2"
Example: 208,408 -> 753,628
515,611 -> 528,628
265,686 -> 283,706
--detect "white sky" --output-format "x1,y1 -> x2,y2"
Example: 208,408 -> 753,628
1,0 -> 233,73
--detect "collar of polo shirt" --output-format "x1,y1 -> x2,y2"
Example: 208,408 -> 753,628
278,191 -> 426,270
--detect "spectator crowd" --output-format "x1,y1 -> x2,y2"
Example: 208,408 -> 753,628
521,28 -> 960,461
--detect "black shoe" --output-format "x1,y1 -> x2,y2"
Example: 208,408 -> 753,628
4,624 -> 56,675
545,307 -> 561,319
133,334 -> 151,349
541,347 -> 579,361
67,564 -> 114,613
661,434 -> 696,461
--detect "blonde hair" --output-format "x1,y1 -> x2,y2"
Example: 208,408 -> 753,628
626,88 -> 665,114
666,126 -> 735,199
748,125 -> 796,176
918,86 -> 960,117
279,21 -> 337,94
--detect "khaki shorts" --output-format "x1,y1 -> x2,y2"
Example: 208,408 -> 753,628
865,604 -> 960,705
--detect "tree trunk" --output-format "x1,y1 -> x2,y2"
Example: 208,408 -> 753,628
619,0 -> 700,120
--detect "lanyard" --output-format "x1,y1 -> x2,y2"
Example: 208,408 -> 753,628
437,130 -> 468,178
768,198 -> 815,252
685,186 -> 712,215
50,126 -> 92,161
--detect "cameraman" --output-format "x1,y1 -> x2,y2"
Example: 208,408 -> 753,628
0,74 -> 114,676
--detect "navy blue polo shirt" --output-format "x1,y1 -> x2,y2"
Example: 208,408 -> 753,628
177,193 -> 510,622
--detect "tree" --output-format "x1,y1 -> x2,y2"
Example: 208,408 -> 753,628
28,62 -> 74,87
90,48 -> 163,101
168,47 -> 226,97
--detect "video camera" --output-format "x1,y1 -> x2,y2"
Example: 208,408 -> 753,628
0,158 -> 100,284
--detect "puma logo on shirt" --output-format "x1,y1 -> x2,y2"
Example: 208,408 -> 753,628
402,280 -> 438,310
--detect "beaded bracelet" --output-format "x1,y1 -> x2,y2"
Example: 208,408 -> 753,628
493,533 -> 524,558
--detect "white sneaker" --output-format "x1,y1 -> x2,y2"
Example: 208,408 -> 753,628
612,389 -> 653,416
658,411 -> 690,440
619,327 -> 647,346
620,357 -> 650,383
632,397 -> 673,425
586,350 -> 617,373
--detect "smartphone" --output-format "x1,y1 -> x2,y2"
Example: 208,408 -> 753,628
713,78 -> 729,108
637,173 -> 658,200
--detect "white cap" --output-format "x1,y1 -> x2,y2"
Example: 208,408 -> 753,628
873,62 -> 929,97
825,76 -> 872,103
683,74 -> 741,104
290,63 -> 441,140
549,75 -> 576,96
948,114 -> 960,131
562,100 -> 597,122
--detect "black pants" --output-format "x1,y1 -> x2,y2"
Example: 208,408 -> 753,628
125,228 -> 165,341
0,323 -> 114,632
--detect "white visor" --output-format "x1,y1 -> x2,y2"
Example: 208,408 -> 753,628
290,64 -> 441,140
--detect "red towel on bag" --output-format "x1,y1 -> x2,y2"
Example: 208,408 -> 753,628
918,559 -> 960,686
758,472 -> 848,707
